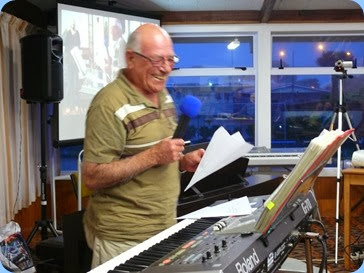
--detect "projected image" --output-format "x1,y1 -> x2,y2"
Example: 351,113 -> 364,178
58,3 -> 160,142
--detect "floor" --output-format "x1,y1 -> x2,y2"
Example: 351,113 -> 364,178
27,216 -> 364,273
289,216 -> 364,273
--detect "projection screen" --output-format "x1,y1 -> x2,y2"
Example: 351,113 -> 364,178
57,2 -> 160,144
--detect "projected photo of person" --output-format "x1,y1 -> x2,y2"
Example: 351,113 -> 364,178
107,18 -> 127,80
93,16 -> 110,84
58,3 -> 160,143
63,19 -> 85,108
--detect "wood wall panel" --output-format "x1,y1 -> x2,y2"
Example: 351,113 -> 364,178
14,176 -> 363,238
13,198 -> 42,240
54,179 -> 78,230
161,9 -> 364,24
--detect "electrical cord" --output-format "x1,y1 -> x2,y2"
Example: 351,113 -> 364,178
344,230 -> 364,268
12,97 -> 23,218
305,218 -> 329,273
316,234 -> 328,273
308,218 -> 363,270
301,232 -> 328,273
308,218 -> 328,238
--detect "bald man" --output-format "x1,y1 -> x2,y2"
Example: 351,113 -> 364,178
82,24 -> 205,268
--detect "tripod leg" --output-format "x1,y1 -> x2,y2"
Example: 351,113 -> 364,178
26,220 -> 59,246
47,220 -> 59,237
329,112 -> 337,131
27,222 -> 41,245
343,112 -> 361,151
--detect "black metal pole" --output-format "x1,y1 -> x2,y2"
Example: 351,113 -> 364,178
40,102 -> 48,240
27,103 -> 58,245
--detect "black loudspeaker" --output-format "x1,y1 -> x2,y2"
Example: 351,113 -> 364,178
20,34 -> 63,103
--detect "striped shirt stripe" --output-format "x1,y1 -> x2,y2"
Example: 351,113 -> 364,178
165,94 -> 174,103
125,112 -> 159,132
115,103 -> 146,121
124,139 -> 165,148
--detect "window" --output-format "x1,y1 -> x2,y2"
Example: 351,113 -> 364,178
272,35 -> 364,68
59,24 -> 364,172
169,35 -> 256,144
168,75 -> 255,143
60,144 -> 83,172
271,35 -> 364,158
173,36 -> 253,68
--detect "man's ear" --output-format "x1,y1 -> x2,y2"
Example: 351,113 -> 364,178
125,50 -> 134,68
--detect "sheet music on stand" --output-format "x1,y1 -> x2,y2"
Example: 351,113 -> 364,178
254,128 -> 354,234
184,126 -> 253,192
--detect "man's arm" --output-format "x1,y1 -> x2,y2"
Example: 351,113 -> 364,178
83,138 -> 185,191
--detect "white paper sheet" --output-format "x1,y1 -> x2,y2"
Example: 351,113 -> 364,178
177,196 -> 252,219
184,126 -> 253,191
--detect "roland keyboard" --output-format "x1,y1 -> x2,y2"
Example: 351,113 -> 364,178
245,152 -> 303,166
88,218 -> 205,273
245,147 -> 304,166
90,192 -> 317,273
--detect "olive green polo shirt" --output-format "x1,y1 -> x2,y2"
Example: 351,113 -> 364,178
83,71 -> 180,242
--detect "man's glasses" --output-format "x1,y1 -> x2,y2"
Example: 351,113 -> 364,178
133,51 -> 179,67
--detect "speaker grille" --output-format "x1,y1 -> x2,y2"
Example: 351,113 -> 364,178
20,34 -> 63,103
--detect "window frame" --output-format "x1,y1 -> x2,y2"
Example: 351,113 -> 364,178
165,23 -> 364,149
58,23 -> 364,173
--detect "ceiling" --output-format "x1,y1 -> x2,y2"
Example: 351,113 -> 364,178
4,0 -> 364,28
28,0 -> 362,12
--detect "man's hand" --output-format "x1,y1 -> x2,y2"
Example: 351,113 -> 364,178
150,138 -> 185,165
179,148 -> 205,173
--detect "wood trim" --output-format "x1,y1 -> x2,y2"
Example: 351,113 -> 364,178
161,11 -> 261,25
268,9 -> 364,23
161,9 -> 364,24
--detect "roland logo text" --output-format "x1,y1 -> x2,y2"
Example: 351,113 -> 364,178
235,248 -> 260,273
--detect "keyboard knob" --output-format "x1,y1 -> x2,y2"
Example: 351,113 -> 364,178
222,240 -> 227,248
214,245 -> 220,253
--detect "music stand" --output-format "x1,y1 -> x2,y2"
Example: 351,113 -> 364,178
255,128 -> 353,235
261,163 -> 323,236
26,103 -> 59,245
251,129 -> 353,273
329,61 -> 360,265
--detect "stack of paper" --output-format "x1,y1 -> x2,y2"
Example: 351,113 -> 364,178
177,196 -> 252,219
184,126 -> 253,192
254,128 -> 354,234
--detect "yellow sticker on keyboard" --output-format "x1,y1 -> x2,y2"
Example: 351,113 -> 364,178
267,201 -> 275,210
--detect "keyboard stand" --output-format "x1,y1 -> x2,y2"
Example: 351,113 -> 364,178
277,233 -> 319,273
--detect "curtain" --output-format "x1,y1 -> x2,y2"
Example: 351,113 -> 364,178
0,12 -> 41,226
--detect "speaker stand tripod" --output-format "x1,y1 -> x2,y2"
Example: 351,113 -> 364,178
328,69 -> 360,265
26,103 -> 59,245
